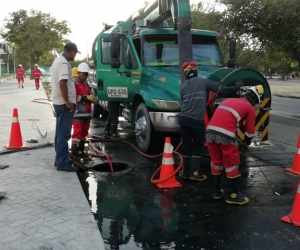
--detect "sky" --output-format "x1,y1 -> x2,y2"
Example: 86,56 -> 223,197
0,0 -> 204,60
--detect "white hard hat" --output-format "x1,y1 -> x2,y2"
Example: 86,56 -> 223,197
18,64 -> 22,67
34,64 -> 39,67
77,63 -> 90,73
248,85 -> 264,104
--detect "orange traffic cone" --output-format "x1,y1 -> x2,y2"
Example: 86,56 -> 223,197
156,137 -> 182,189
6,108 -> 27,149
285,134 -> 300,175
281,180 -> 300,226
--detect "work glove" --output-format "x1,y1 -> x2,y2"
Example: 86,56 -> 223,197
244,135 -> 252,145
234,80 -> 245,90
241,143 -> 249,151
86,95 -> 97,103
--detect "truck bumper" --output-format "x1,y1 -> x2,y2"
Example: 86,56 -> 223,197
149,112 -> 180,132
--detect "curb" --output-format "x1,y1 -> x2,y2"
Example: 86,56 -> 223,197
273,94 -> 300,99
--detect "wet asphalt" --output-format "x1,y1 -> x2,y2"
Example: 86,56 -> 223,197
81,113 -> 300,250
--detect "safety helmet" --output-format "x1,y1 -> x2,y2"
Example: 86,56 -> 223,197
34,64 -> 39,67
182,61 -> 198,79
71,67 -> 78,78
247,85 -> 264,104
77,63 -> 90,73
18,64 -> 23,67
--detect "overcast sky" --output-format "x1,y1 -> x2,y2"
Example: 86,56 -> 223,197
0,0 -> 203,60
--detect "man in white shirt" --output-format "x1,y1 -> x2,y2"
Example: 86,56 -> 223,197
51,42 -> 80,172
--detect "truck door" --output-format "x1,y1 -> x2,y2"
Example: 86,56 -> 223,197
97,35 -> 142,102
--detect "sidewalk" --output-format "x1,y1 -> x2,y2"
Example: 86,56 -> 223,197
0,78 -> 105,250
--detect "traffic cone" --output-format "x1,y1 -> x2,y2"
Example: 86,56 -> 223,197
285,134 -> 300,175
6,108 -> 27,149
156,137 -> 182,189
281,180 -> 300,226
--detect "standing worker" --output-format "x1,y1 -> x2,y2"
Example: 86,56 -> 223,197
206,85 -> 264,205
32,64 -> 43,90
104,101 -> 123,139
178,61 -> 245,181
51,42 -> 80,172
16,64 -> 26,88
71,62 -> 97,161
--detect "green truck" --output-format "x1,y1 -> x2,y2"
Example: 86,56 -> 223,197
89,0 -> 271,152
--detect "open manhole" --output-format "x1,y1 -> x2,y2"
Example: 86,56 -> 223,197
92,162 -> 130,172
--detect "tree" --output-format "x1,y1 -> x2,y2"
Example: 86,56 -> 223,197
217,0 -> 300,65
1,9 -> 71,70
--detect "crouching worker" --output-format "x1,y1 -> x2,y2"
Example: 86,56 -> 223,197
205,85 -> 264,205
71,62 -> 97,161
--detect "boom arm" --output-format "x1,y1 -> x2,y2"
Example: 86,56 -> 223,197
135,0 -> 191,30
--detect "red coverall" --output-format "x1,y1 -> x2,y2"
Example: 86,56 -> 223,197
16,68 -> 26,87
206,97 -> 256,178
71,78 -> 93,144
32,68 -> 43,89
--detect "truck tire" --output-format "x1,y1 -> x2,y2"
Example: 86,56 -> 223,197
92,103 -> 102,118
135,103 -> 162,153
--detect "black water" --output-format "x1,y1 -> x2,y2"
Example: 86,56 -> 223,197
78,142 -> 300,250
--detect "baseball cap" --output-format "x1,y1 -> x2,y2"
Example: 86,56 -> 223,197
64,42 -> 81,54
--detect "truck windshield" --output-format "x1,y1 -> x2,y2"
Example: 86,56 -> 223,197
143,35 -> 224,67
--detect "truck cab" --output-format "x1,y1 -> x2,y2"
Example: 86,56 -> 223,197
89,0 -> 271,152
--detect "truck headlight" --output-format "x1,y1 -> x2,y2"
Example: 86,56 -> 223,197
152,99 -> 181,110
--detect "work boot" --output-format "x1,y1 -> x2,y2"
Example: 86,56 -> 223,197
57,163 -> 78,172
189,156 -> 207,181
212,174 -> 224,199
110,124 -> 123,140
70,143 -> 79,157
104,121 -> 111,138
78,140 -> 92,161
225,176 -> 249,205
179,156 -> 189,179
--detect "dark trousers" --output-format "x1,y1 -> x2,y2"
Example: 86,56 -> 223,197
107,101 -> 120,124
178,116 -> 205,157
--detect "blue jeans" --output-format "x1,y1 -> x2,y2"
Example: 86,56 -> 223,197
178,116 -> 205,157
53,104 -> 74,166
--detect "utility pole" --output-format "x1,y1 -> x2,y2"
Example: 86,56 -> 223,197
13,46 -> 15,77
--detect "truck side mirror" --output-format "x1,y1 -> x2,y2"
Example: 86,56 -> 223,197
111,58 -> 121,68
228,39 -> 236,69
110,35 -> 120,63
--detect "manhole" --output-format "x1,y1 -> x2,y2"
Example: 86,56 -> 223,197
92,162 -> 130,172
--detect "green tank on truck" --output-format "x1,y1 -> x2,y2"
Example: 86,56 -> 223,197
88,0 -> 271,152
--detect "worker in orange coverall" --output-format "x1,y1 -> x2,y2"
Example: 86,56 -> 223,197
70,62 -> 97,161
16,64 -> 26,88
32,64 -> 43,90
206,85 -> 264,205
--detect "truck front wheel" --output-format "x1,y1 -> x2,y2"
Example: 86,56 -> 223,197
135,103 -> 161,153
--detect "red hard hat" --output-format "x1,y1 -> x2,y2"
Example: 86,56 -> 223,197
182,62 -> 189,69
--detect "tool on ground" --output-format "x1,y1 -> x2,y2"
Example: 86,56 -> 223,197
29,119 -> 47,138
68,152 -> 87,171
6,108 -> 27,149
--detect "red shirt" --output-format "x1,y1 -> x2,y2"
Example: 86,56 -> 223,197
32,68 -> 42,79
207,97 -> 256,139
75,79 -> 92,114
16,68 -> 25,78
